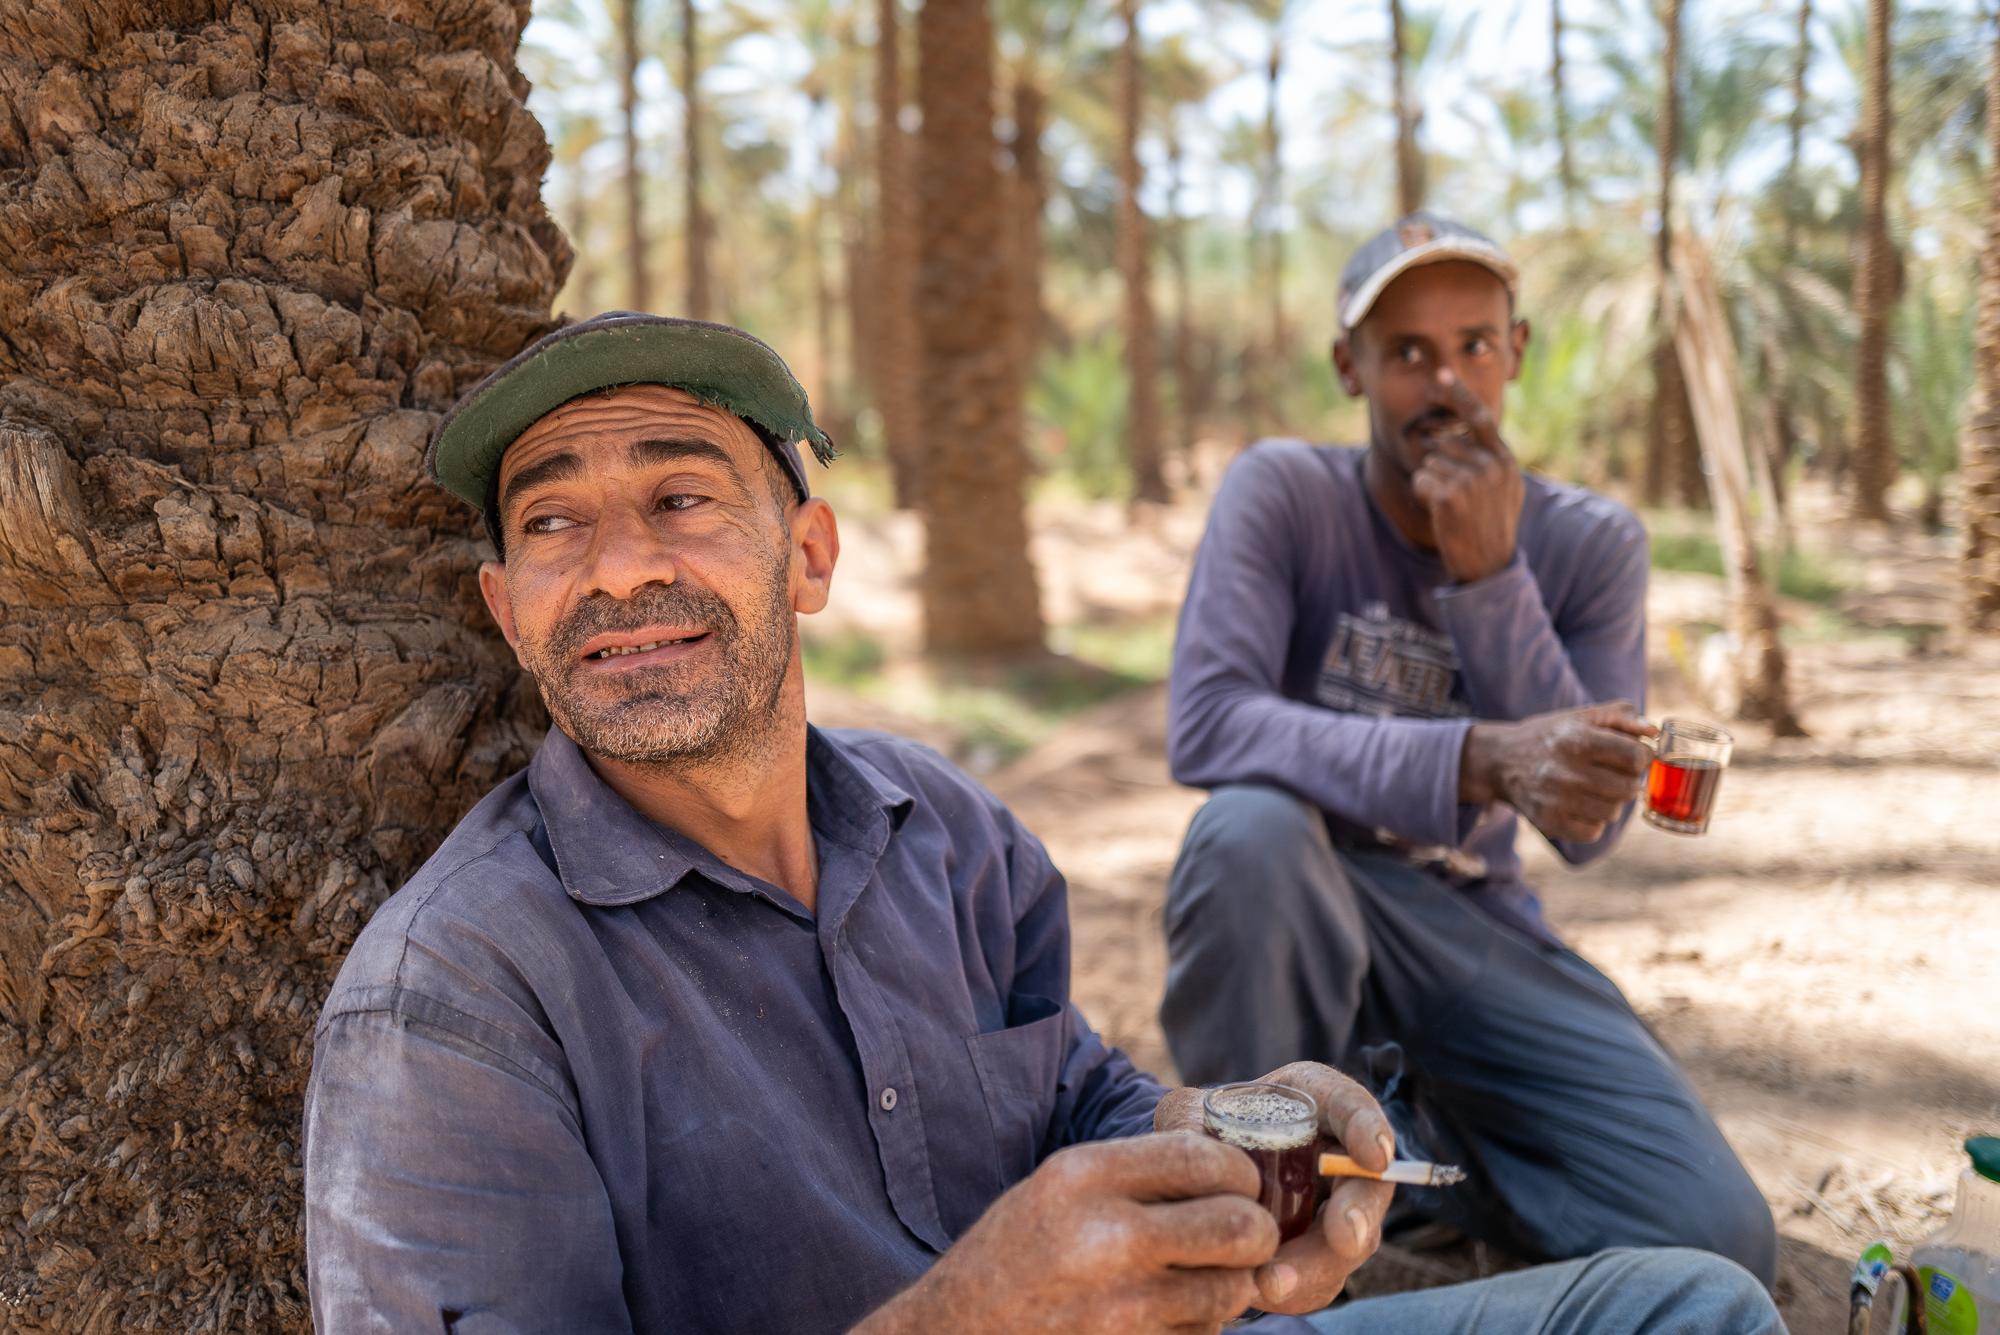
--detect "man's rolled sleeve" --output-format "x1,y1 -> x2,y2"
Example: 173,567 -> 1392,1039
304,998 -> 632,1335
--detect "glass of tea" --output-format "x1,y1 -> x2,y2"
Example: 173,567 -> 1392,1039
1643,718 -> 1733,835
1202,1082 -> 1320,1242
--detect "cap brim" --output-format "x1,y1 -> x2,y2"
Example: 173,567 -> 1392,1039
1338,241 -> 1521,331
425,315 -> 832,508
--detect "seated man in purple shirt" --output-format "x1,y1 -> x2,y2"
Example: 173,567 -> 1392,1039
1161,215 -> 1775,1284
302,312 -> 1781,1333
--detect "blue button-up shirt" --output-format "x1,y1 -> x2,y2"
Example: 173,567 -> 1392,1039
305,725 -> 1187,1332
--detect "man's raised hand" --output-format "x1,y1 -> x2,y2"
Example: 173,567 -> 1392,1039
854,1133 -> 1278,1335
1462,701 -> 1660,844
1410,370 -> 1525,586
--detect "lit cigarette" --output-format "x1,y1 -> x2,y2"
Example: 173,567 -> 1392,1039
1318,1153 -> 1466,1187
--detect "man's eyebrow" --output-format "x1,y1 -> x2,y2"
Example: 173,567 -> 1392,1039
499,449 -> 584,519
1458,322 -> 1503,336
629,437 -> 741,477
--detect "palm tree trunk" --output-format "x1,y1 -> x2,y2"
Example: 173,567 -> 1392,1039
1783,0 -> 1813,254
1852,0 -> 1897,522
620,0 -> 649,309
875,0 -> 922,508
1007,76 -> 1048,424
0,1 -> 568,1327
1389,0 -> 1422,216
1671,234 -> 1807,735
915,0 -> 1045,656
1551,0 -> 1578,217
681,0 -> 713,320
1120,0 -> 1168,505
1167,122 -> 1199,465
1964,18 -> 2000,630
1645,0 -> 1704,509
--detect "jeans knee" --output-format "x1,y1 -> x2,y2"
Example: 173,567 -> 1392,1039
1168,785 -> 1343,937
1596,1248 -> 1783,1333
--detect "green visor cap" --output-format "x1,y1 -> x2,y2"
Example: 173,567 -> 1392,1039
425,312 -> 837,510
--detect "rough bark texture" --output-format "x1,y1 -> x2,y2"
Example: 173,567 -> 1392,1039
1645,0 -> 1704,510
1965,18 -> 2000,631
1006,75 -> 1045,433
875,0 -> 921,509
618,0 -> 647,310
1388,0 -> 1421,217
680,0 -> 711,321
1852,0 -> 1896,522
0,0 -> 567,1327
1118,0 -> 1166,506
914,0 -> 1043,656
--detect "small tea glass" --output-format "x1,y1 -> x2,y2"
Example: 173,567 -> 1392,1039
1201,1082 -> 1320,1243
1642,718 -> 1734,835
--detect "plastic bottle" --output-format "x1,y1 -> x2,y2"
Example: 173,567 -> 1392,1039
1906,1137 -> 2000,1334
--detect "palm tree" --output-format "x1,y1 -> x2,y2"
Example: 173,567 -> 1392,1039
1967,16 -> 2000,630
916,0 -> 1046,655
682,0 -> 715,319
1851,0 -> 1898,522
1645,0 -> 1703,509
875,0 -> 923,507
0,2 -> 567,1327
1119,0 -> 1169,504
1389,0 -> 1423,215
619,0 -> 650,309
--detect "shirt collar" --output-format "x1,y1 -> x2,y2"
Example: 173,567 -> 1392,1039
526,725 -> 915,909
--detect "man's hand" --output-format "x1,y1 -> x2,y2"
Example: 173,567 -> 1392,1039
1154,1062 -> 1395,1317
855,1133 -> 1278,1335
1461,701 -> 1659,843
1411,370 -> 1525,585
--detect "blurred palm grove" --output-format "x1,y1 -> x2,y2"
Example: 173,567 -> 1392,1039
522,0 -> 1998,666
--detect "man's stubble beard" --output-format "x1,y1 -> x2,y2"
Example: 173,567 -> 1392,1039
518,549 -> 796,771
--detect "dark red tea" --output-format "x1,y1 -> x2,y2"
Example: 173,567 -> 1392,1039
1203,1087 -> 1318,1242
1646,756 -> 1724,834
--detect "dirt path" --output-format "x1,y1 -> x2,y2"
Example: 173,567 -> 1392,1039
810,481 -> 1999,1333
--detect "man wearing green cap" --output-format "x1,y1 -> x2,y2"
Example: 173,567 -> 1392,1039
301,312 -> 1782,1333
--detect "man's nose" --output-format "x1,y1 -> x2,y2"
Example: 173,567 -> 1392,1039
580,502 -> 679,601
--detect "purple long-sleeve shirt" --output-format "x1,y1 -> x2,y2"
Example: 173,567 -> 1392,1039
1168,441 -> 1650,939
306,725 -> 1337,1333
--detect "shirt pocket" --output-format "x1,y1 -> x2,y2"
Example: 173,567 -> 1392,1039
964,993 -> 1068,1194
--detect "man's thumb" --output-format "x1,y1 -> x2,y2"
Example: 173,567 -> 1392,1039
1584,700 -> 1659,737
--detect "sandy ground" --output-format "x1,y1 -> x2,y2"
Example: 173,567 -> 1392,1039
808,474 -> 2000,1334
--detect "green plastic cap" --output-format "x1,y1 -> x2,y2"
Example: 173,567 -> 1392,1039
1969,1137 -> 2000,1184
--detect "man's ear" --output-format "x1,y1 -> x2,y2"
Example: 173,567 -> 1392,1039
1507,317 -> 1532,383
1332,334 -> 1362,398
477,561 -> 523,656
790,498 -> 839,616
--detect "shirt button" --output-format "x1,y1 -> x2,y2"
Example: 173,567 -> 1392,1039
878,1087 -> 898,1112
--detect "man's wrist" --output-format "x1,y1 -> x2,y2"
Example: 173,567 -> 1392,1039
1458,722 -> 1509,806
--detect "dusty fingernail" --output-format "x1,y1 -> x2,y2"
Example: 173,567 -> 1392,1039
1375,1132 -> 1396,1163
1265,1263 -> 1298,1300
1346,1207 -> 1369,1248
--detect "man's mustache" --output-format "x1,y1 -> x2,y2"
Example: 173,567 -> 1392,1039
547,584 -> 737,662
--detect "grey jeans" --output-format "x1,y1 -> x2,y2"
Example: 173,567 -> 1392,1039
1162,785 -> 1777,1287
1304,1247 -> 1785,1333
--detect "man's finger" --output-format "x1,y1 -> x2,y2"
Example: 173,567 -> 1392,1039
1257,1063 -> 1394,1172
1076,1132 -> 1261,1203
1152,1087 -> 1206,1136
1142,1195 -> 1281,1269
1249,1180 -> 1392,1314
1575,729 -> 1653,778
1580,700 -> 1659,738
1437,370 -> 1511,462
